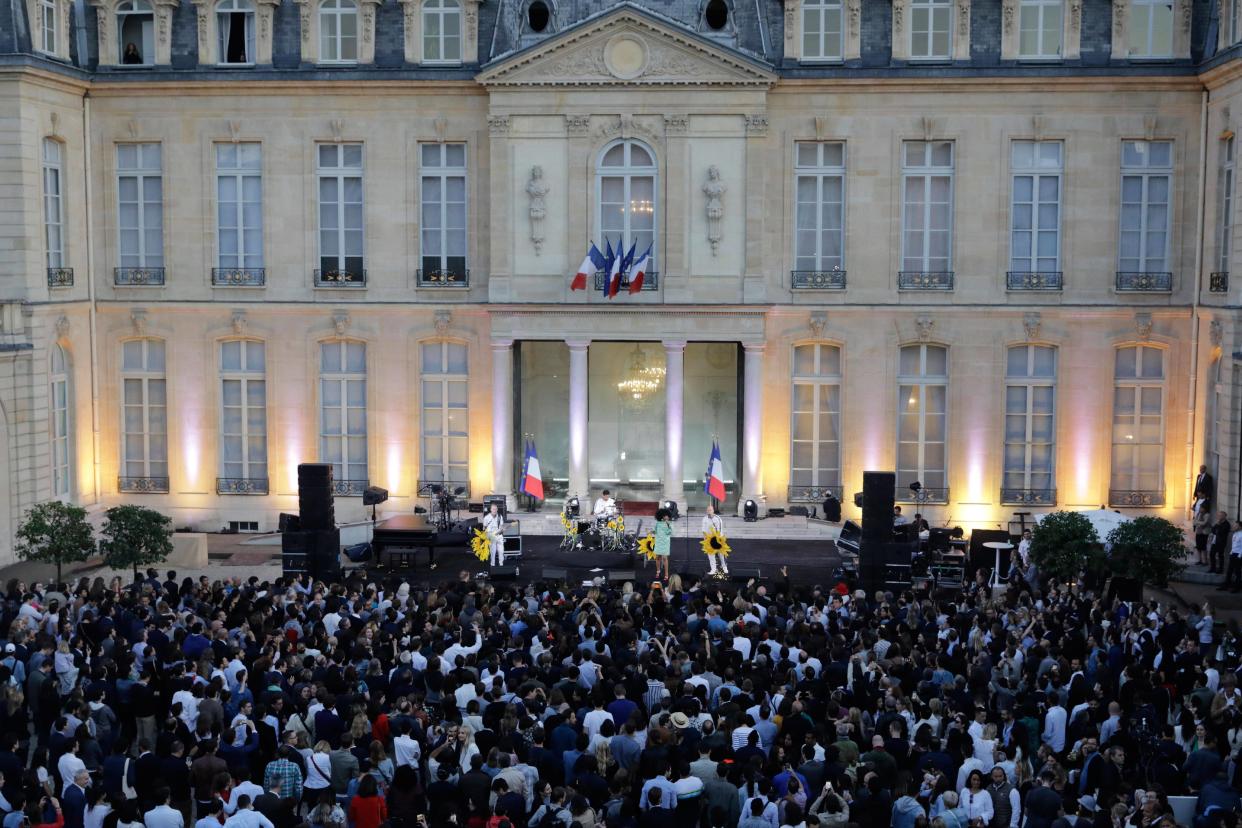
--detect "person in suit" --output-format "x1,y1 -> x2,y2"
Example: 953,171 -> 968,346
61,770 -> 89,828
1195,465 -> 1215,511
1210,511 -> 1231,575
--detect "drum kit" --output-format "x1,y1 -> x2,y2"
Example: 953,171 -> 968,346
560,507 -> 638,556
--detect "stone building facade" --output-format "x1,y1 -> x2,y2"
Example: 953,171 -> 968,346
0,0 -> 1240,558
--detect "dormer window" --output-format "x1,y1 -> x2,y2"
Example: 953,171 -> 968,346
423,0 -> 461,63
704,0 -> 728,30
319,0 -> 358,63
526,0 -> 549,32
217,0 -> 255,64
117,0 -> 154,65
39,0 -> 58,53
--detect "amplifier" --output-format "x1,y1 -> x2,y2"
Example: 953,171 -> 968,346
488,565 -> 520,581
767,508 -> 786,518
542,566 -> 568,581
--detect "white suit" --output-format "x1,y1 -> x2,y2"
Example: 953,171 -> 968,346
593,497 -> 617,519
701,513 -> 729,575
482,511 -> 505,566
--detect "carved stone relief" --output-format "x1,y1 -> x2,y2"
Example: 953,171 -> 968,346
702,165 -> 726,257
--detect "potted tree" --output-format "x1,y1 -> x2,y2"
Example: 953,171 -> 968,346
14,501 -> 95,586
99,504 -> 174,584
1029,510 -> 1104,586
1106,515 -> 1187,597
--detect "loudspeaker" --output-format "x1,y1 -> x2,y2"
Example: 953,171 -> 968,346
859,539 -> 917,592
861,471 -> 895,542
728,565 -> 762,582
298,463 -> 335,532
928,527 -> 951,551
542,566 -> 568,582
278,513 -> 301,533
608,569 -> 636,582
787,506 -> 809,518
362,485 -> 389,506
306,529 -> 341,580
767,508 -> 786,519
489,565 -> 519,580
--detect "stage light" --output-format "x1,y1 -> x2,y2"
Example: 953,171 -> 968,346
567,496 -> 580,518
743,499 -> 758,522
909,481 -> 922,493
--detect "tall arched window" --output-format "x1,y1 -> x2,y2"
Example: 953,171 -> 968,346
1111,344 -> 1165,506
421,341 -> 468,484
219,340 -> 267,494
320,340 -> 367,492
115,0 -> 154,65
597,139 -> 656,269
50,344 -> 71,498
1208,356 -> 1223,490
42,139 -> 65,273
897,343 -> 948,501
319,0 -> 357,63
1002,345 -> 1056,504
120,338 -> 168,492
422,0 -> 461,63
217,0 -> 255,64
790,343 -> 841,502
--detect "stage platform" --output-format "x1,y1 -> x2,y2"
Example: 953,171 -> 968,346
508,511 -> 841,542
342,532 -> 845,590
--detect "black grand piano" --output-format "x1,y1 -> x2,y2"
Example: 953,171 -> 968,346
370,514 -> 471,571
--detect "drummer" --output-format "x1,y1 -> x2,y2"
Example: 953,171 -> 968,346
593,489 -> 618,519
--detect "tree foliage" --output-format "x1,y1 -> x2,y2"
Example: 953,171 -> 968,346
99,505 -> 173,580
14,501 -> 95,585
1029,510 -> 1104,582
1106,514 -> 1187,586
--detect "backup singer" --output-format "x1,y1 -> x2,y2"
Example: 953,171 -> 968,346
593,489 -> 618,519
701,503 -> 729,576
481,502 -> 505,567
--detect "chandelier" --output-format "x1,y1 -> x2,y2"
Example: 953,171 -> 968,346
617,344 -> 663,403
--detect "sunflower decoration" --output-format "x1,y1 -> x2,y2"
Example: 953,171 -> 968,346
638,533 -> 657,561
470,527 -> 491,563
701,528 -> 731,559
560,511 -> 579,536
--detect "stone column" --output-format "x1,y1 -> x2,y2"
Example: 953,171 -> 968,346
663,341 -> 686,507
740,343 -> 765,515
490,338 -> 514,499
568,340 -> 590,498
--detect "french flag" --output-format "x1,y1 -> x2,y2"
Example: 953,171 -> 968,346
628,244 -> 652,294
606,240 -> 624,299
520,439 -> 544,500
704,440 -> 726,501
571,243 -> 605,291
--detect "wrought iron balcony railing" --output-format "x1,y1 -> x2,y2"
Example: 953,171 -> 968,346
416,268 -> 470,287
1006,271 -> 1063,291
47,268 -> 73,288
331,479 -> 370,497
1210,272 -> 1229,293
114,267 -> 166,286
1000,487 -> 1057,506
118,476 -> 169,493
791,270 -> 847,290
314,269 -> 366,287
217,477 -> 269,495
1108,489 -> 1166,507
1115,271 -> 1172,292
894,486 -> 950,504
788,484 -> 844,503
212,268 -> 266,287
592,270 -> 660,292
898,271 -> 954,290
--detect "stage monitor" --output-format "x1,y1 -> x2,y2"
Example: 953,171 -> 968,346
837,520 -> 862,555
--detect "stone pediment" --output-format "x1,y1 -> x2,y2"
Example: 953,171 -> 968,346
477,6 -> 776,88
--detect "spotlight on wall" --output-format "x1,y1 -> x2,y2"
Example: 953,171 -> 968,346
743,499 -> 759,522
663,500 -> 680,520
566,496 -> 580,518
908,481 -> 922,494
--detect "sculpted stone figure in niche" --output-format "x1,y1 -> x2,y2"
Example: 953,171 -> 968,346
526,165 -> 550,254
703,165 -> 726,256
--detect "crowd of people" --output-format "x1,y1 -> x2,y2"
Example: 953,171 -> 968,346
0,560 -> 1236,828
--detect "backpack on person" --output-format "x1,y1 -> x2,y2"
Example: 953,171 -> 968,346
530,804 -> 566,827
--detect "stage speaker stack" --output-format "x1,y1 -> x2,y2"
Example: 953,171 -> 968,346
858,471 -> 916,593
284,463 -> 342,581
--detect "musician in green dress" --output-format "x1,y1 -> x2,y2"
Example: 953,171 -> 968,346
654,508 -> 673,582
